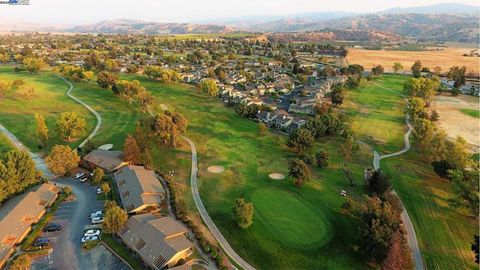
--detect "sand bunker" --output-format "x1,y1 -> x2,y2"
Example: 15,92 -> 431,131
269,173 -> 286,180
207,166 -> 225,174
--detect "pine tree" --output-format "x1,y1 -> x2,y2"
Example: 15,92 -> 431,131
34,113 -> 49,148
123,134 -> 141,165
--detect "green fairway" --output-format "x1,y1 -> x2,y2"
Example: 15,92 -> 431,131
460,108 -> 480,118
344,75 -> 407,153
346,74 -> 478,269
0,66 -> 96,152
251,188 -> 332,249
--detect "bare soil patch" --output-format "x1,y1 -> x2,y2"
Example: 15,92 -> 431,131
432,95 -> 480,152
207,165 -> 225,174
347,47 -> 480,75
268,173 -> 286,180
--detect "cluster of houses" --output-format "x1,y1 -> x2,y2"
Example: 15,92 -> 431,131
0,183 -> 59,268
82,149 -> 193,270
440,77 -> 480,96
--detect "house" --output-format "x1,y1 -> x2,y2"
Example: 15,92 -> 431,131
114,166 -> 166,214
118,214 -> 193,269
286,119 -> 307,133
82,150 -> 128,173
0,183 -> 59,268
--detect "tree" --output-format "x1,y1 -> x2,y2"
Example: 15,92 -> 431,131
447,169 -> 479,217
341,198 -> 354,215
367,170 -> 392,195
56,112 -> 87,141
232,198 -> 254,229
34,113 -> 49,148
288,158 -> 310,187
371,65 -> 384,76
411,60 -> 422,78
447,66 -> 467,88
472,235 -> 479,264
360,196 -> 400,263
0,150 -> 40,203
392,62 -> 403,74
45,145 -> 80,176
430,109 -> 440,122
433,66 -> 442,76
342,164 -> 355,186
123,134 -> 141,165
10,254 -> 31,270
381,230 -> 413,270
201,78 -> 218,97
91,167 -> 105,185
103,200 -> 128,233
287,128 -> 315,154
330,86 -> 346,106
17,85 -> 35,100
101,182 -> 111,196
403,77 -> 439,102
445,136 -> 472,171
405,97 -> 427,120
0,79 -> 9,102
315,150 -> 329,168
22,57 -> 44,73
97,71 -> 118,90
258,122 -> 267,136
63,185 -> 72,197
171,111 -> 188,134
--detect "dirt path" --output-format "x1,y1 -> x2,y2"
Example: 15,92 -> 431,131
183,136 -> 256,270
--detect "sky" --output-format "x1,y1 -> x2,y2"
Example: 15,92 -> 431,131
0,0 -> 479,25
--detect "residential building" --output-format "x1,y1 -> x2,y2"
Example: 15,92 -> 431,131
114,165 -> 166,214
82,150 -> 128,173
118,214 -> 193,269
0,183 -> 59,268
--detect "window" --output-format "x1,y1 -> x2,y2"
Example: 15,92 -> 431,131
153,255 -> 167,268
119,225 -> 129,235
135,239 -> 146,250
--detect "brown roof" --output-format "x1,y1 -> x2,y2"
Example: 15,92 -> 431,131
0,183 -> 58,262
83,150 -> 126,172
119,214 -> 192,269
114,166 -> 165,213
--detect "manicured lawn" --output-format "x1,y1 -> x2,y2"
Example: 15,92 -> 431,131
460,108 -> 480,118
345,74 -> 478,269
0,66 -> 96,153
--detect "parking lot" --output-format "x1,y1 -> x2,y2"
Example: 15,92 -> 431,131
30,173 -> 130,270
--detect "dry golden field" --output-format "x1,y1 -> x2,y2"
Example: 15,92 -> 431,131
432,95 -> 480,152
347,47 -> 480,75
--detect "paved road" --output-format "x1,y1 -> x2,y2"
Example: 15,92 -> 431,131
183,136 -> 256,270
370,83 -> 424,270
58,76 -> 103,148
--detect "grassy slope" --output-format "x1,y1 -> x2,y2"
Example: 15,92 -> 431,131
0,66 -> 96,152
134,75 -> 370,270
460,108 -> 480,119
346,74 -> 477,269
0,133 -> 14,153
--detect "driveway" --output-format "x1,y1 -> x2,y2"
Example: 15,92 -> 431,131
31,177 -> 129,270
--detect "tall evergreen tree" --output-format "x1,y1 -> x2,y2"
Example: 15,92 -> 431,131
123,134 -> 141,165
34,113 -> 49,148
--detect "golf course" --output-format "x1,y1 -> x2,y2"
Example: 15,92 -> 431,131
0,66 -> 477,269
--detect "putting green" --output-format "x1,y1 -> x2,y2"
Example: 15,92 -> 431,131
251,188 -> 332,249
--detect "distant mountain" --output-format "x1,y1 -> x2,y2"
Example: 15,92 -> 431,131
380,2 -> 480,14
68,19 -> 235,34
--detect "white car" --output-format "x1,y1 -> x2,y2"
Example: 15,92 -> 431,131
340,190 -> 347,197
96,188 -> 103,194
75,172 -> 85,179
84,229 -> 101,237
80,177 -> 88,182
89,211 -> 103,219
81,235 -> 99,243
91,217 -> 104,224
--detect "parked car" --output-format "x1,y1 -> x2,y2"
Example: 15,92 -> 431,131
89,211 -> 103,219
96,188 -> 103,194
340,190 -> 347,197
81,235 -> 99,243
43,223 -> 62,232
84,229 -> 101,237
34,237 -> 51,248
80,177 -> 88,182
75,172 -> 85,179
91,217 -> 104,224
